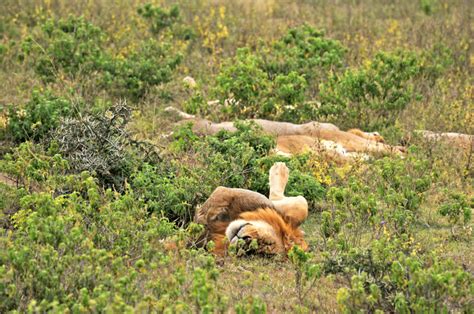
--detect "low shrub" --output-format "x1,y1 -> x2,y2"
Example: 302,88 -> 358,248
131,162 -> 205,224
210,25 -> 345,122
0,143 -> 266,312
21,15 -> 105,82
335,246 -> 473,313
215,48 -> 271,118
0,183 -> 27,230
438,192 -> 473,237
288,245 -> 322,306
21,14 -> 182,100
137,3 -> 180,35
320,50 -> 423,131
262,24 -> 345,83
322,148 -> 434,245
0,141 -> 69,192
99,39 -> 182,100
6,90 -> 73,142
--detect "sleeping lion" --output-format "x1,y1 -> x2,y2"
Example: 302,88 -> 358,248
165,106 -> 404,160
194,163 -> 308,256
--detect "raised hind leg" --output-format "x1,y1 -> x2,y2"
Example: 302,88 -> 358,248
268,162 -> 308,227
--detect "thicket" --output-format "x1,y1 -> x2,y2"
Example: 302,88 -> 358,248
7,90 -> 73,142
186,24 -> 346,122
289,150 -> 473,312
0,140 -> 282,312
330,154 -> 471,312
133,122 -> 327,223
186,25 -> 453,135
21,14 -> 182,100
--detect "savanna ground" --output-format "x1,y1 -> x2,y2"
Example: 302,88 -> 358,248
0,0 -> 473,312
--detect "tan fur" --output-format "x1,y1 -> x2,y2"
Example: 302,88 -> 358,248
276,135 -> 317,155
275,135 -> 368,164
195,187 -> 275,225
269,162 -> 289,200
195,162 -> 309,256
347,128 -> 385,143
415,130 -> 473,151
276,132 -> 404,158
272,197 -> 308,228
269,163 -> 308,227
167,107 -> 339,136
195,184 -> 308,230
211,208 -> 307,255
167,108 -> 402,160
180,118 -> 340,137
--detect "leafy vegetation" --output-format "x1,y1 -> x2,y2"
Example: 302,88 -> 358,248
6,90 -> 73,142
0,0 -> 472,312
209,25 -> 345,122
320,50 -> 423,130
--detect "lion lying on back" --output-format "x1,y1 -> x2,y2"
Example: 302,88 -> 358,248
195,163 -> 308,256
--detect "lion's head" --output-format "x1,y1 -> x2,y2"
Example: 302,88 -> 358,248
215,208 -> 307,255
193,161 -> 309,256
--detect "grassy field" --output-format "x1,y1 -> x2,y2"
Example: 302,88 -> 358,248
0,0 -> 473,312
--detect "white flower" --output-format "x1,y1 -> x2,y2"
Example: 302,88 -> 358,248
182,76 -> 197,88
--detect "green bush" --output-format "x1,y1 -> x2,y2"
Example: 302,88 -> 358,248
421,43 -> 454,82
306,147 -> 473,312
0,172 -> 176,312
193,27 -> 450,129
0,144 -> 269,312
132,162 -> 205,224
439,192 -> 473,237
272,71 -> 309,121
132,121 -> 275,223
211,25 -> 345,122
22,16 -> 105,82
137,3 -> 180,35
137,3 -> 195,42
263,24 -> 345,82
215,48 -> 271,118
99,39 -> 182,100
288,245 -> 322,305
0,183 -> 27,230
7,90 -> 73,142
420,0 -> 437,15
322,149 -> 434,244
336,251 -> 473,313
21,15 -> 182,100
0,141 -> 69,192
320,50 -> 422,131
